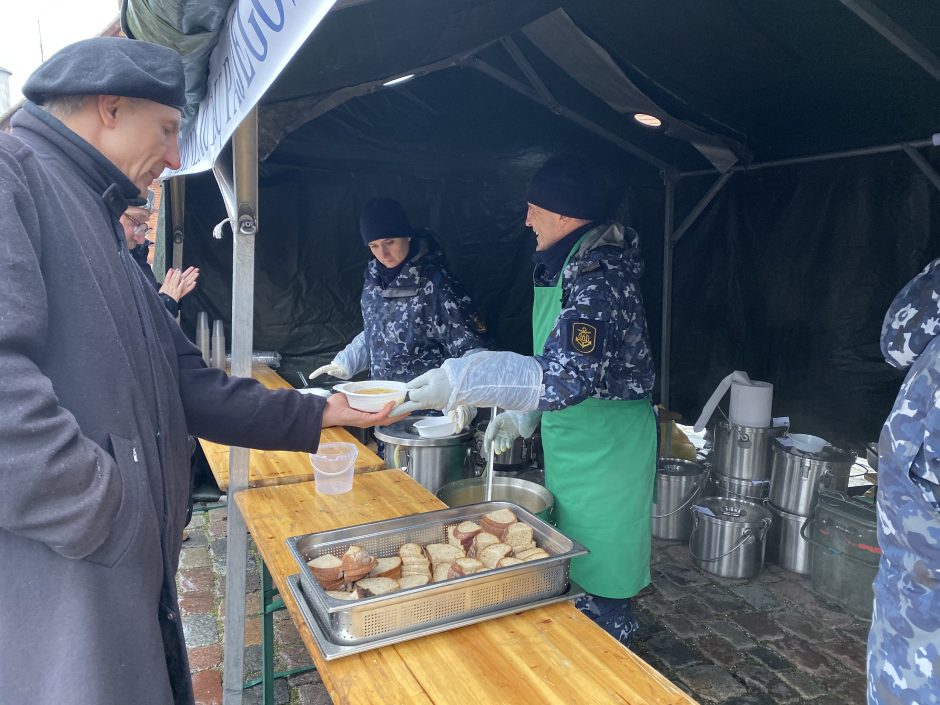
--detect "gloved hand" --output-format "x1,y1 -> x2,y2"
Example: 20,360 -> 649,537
391,368 -> 452,416
483,410 -> 541,455
447,405 -> 476,432
309,362 -> 351,381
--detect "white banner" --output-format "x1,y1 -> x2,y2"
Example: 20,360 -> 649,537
169,0 -> 338,176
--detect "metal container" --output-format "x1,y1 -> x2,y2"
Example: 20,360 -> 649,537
706,470 -> 770,502
689,497 -> 772,579
437,476 -> 553,523
472,421 -> 538,467
286,501 -> 587,645
766,503 -> 811,574
713,419 -> 788,480
769,440 -> 854,515
651,459 -> 707,541
374,420 -> 474,494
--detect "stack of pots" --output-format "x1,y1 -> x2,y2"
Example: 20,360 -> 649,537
708,419 -> 787,501
766,438 -> 855,575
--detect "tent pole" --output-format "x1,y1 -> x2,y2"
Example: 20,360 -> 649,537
218,106 -> 259,705
169,176 -> 186,271
661,177 -> 675,410
903,146 -> 940,194
679,139 -> 933,178
672,171 -> 734,245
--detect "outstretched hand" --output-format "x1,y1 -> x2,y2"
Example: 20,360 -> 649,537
322,393 -> 408,429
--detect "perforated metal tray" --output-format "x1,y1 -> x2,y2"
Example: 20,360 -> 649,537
286,501 -> 587,645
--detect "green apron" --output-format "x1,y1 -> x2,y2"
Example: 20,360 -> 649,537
534,238 -> 656,598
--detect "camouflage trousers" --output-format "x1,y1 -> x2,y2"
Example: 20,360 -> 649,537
575,594 -> 639,648
867,559 -> 940,704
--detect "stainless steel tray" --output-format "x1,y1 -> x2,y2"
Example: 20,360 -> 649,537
286,501 -> 587,644
285,572 -> 584,660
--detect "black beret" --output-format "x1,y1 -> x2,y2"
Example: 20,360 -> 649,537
23,37 -> 185,109
526,154 -> 604,220
360,197 -> 414,246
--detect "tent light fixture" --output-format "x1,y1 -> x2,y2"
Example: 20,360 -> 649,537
383,73 -> 416,87
633,113 -> 663,128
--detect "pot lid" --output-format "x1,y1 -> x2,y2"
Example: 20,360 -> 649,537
695,496 -> 771,525
773,437 -> 855,463
657,459 -> 705,476
374,419 -> 472,446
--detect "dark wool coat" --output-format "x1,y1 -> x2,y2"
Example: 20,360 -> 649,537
0,103 -> 326,705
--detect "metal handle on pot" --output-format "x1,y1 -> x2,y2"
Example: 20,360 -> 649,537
651,470 -> 708,519
688,526 -> 756,563
392,445 -> 410,472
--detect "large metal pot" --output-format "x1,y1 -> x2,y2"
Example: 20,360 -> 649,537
374,420 -> 475,494
706,470 -> 770,502
713,419 -> 787,481
472,421 -> 538,467
769,440 -> 854,515
651,459 -> 707,541
689,497 -> 772,579
436,476 -> 554,523
766,503 -> 812,575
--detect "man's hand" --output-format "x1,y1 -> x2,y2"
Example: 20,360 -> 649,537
159,266 -> 200,302
322,392 -> 408,429
390,368 -> 452,416
309,362 -> 351,381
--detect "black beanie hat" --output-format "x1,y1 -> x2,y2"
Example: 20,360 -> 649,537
525,155 -> 604,220
360,197 -> 414,246
23,37 -> 185,109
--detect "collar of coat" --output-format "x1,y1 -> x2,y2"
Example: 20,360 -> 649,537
13,102 -> 146,220
366,236 -> 444,290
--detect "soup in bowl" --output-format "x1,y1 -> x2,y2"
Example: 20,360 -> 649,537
335,380 -> 407,412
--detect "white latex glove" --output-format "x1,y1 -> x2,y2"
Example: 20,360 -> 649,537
309,362 -> 351,381
391,368 -> 453,416
447,405 -> 476,432
483,411 -> 541,455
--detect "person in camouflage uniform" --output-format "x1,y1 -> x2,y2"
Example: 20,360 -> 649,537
869,258 -> 940,705
395,156 -> 657,646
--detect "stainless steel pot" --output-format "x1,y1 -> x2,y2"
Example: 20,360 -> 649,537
651,459 -> 708,541
706,470 -> 770,502
473,421 -> 537,467
769,440 -> 854,515
689,497 -> 772,579
374,420 -> 475,494
766,503 -> 811,575
436,476 -> 554,523
713,420 -> 787,481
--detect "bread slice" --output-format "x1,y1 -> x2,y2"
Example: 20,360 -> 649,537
496,556 -> 523,568
401,563 -> 432,579
325,589 -> 361,600
478,542 -> 513,569
369,556 -> 402,580
453,520 -> 482,549
517,548 -> 550,562
307,554 -> 343,583
511,541 -> 537,556
432,562 -> 453,582
448,557 -> 485,578
446,525 -> 464,549
355,577 -> 399,596
319,576 -> 346,591
398,574 -> 430,589
426,543 -> 465,565
398,543 -> 427,560
504,522 -> 535,553
402,555 -> 430,570
468,531 -> 500,558
341,545 -> 375,576
480,508 -> 517,539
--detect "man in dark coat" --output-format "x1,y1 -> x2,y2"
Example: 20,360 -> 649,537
0,37 -> 399,705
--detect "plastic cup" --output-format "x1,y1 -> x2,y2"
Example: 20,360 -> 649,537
310,442 -> 358,495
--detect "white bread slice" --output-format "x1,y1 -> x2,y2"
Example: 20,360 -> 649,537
307,554 -> 343,583
320,576 -> 346,591
446,525 -> 464,549
432,563 -> 453,582
398,574 -> 430,589
401,564 -> 432,579
398,543 -> 427,560
355,577 -> 399,596
504,522 -> 535,552
453,520 -> 482,548
369,556 -> 402,579
496,556 -> 523,568
448,557 -> 485,578
325,589 -> 362,600
468,531 -> 500,558
426,543 -> 465,565
511,541 -> 537,556
340,546 -> 376,580
402,555 -> 430,569
481,508 -> 517,539
478,543 -> 513,569
518,548 -> 550,562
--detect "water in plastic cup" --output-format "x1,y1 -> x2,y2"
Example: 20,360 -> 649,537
310,442 -> 358,495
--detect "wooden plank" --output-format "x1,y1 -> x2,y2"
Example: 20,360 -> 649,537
236,472 -> 696,705
198,365 -> 386,491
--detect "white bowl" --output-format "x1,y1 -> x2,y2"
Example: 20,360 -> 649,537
297,387 -> 331,397
335,380 -> 407,412
413,416 -> 459,438
788,433 -> 829,454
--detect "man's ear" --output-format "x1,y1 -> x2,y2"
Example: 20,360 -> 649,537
97,95 -> 123,127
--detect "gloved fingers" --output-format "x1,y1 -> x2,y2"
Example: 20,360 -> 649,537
309,363 -> 350,380
494,432 -> 516,455
309,364 -> 334,380
389,400 -> 429,417
404,369 -> 439,390
447,405 -> 473,431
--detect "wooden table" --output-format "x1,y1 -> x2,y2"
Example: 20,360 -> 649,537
198,364 -> 385,491
237,471 -> 695,705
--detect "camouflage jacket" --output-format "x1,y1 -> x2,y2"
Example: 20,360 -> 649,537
355,238 -> 487,382
534,222 -> 655,411
868,257 -> 940,705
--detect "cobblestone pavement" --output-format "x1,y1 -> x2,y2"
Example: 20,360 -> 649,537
179,509 -> 869,705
